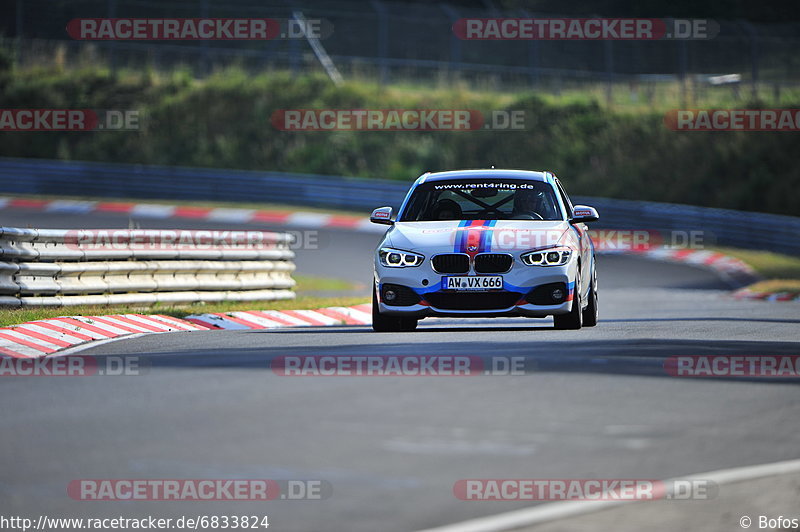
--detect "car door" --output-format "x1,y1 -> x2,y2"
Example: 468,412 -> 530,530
555,179 -> 592,299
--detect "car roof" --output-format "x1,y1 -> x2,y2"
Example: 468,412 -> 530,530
415,169 -> 554,185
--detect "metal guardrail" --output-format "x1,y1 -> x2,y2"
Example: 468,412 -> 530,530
0,226 -> 296,307
569,196 -> 800,256
0,157 -> 406,212
1,157 -> 799,255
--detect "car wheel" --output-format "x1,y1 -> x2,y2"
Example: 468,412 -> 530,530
582,265 -> 598,327
553,271 -> 583,330
399,318 -> 418,331
372,287 -> 416,332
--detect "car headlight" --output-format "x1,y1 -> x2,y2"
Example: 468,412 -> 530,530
521,247 -> 572,266
379,247 -> 425,268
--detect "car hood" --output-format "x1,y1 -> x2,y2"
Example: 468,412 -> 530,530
384,220 -> 574,254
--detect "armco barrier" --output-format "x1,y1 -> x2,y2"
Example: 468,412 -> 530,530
0,157 -> 408,212
1,157 -> 799,255
0,227 -> 296,307
572,196 -> 800,257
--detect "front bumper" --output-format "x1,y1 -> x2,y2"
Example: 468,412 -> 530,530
375,258 -> 577,318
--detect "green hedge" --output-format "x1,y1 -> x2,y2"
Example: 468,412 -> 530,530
1,66 -> 798,216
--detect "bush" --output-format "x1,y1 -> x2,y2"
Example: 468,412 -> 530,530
0,66 -> 797,215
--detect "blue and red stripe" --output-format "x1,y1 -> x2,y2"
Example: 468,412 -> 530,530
479,219 -> 497,252
454,219 -> 497,256
454,219 -> 471,253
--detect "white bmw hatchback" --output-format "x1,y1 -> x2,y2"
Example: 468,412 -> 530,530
370,169 -> 600,332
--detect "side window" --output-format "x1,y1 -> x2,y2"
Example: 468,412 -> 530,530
555,179 -> 573,219
401,189 -> 426,221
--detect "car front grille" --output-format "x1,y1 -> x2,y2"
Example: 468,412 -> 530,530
474,253 -> 513,273
432,254 -> 470,274
424,291 -> 522,311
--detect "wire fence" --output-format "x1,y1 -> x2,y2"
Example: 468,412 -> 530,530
7,0 -> 800,98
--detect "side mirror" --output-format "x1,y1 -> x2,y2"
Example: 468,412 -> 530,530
570,205 -> 599,224
370,206 -> 394,225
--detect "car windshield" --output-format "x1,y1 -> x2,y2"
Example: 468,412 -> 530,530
399,179 -> 563,221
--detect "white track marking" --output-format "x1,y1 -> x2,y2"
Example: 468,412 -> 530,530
417,458 -> 800,532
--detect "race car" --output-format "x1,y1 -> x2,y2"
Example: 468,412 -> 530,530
370,169 -> 600,332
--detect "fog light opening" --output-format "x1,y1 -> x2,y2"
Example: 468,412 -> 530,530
551,288 -> 564,302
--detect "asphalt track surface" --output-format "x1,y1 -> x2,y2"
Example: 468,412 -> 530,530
1,207 -> 799,532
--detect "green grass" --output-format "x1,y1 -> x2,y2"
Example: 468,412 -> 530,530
743,279 -> 800,294
0,296 -> 369,328
712,246 -> 800,295
713,247 -> 800,280
537,82 -> 800,113
294,275 -> 362,293
3,58 -> 800,215
0,275 -> 367,328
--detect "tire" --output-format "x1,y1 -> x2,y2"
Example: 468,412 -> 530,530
553,271 -> 583,330
399,317 -> 418,332
582,265 -> 599,327
372,287 -> 418,332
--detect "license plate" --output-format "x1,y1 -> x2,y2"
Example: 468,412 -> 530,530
443,276 -> 503,291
